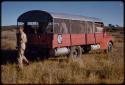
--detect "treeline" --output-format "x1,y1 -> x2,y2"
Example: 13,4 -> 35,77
2,25 -> 17,30
104,26 -> 124,32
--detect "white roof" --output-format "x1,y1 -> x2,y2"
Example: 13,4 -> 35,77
51,12 -> 102,22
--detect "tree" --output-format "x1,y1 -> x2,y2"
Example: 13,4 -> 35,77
108,24 -> 115,29
116,24 -> 120,27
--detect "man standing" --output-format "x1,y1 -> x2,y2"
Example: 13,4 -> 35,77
17,26 -> 29,69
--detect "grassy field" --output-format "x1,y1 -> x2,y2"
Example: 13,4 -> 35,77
1,27 -> 124,84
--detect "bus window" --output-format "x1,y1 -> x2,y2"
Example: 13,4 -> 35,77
18,22 -> 24,26
27,22 -> 38,34
54,18 -> 70,34
54,23 -> 59,34
46,22 -> 53,33
87,21 -> 93,33
71,20 -> 82,34
80,21 -> 86,33
60,22 -> 68,34
96,27 -> 104,33
95,22 -> 104,33
38,22 -> 48,33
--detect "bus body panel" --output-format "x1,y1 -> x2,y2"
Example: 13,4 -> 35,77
52,34 -> 86,48
86,33 -> 96,44
52,34 -> 71,48
25,32 -> 113,50
52,33 -> 113,49
95,33 -> 104,43
102,35 -> 113,49
27,34 -> 53,48
70,34 -> 86,46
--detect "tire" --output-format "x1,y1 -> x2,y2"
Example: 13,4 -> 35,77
69,46 -> 82,59
106,42 -> 113,53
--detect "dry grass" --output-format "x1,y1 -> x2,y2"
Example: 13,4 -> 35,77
1,29 -> 16,50
1,28 -> 124,84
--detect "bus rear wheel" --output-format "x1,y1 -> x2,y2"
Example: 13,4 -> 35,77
69,46 -> 82,59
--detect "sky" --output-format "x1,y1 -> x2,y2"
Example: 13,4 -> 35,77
2,1 -> 124,27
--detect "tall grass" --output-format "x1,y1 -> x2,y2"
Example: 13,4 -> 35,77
1,28 -> 124,84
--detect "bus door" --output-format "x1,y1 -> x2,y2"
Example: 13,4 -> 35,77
94,22 -> 104,44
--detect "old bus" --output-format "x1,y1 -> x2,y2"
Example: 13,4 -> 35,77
17,10 -> 113,58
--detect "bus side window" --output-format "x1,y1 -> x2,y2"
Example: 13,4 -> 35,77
46,22 -> 53,33
80,22 -> 83,33
87,22 -> 93,33
71,20 -> 82,34
86,22 -> 90,33
95,22 -> 104,33
60,22 -> 68,34
96,27 -> 104,33
54,23 -> 59,34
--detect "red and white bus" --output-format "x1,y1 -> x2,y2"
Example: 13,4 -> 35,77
17,10 -> 113,58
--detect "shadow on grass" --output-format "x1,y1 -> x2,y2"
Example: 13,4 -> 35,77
1,49 -> 17,65
1,49 -> 48,65
1,49 -> 103,65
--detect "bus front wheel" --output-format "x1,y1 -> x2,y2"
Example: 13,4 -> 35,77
105,42 -> 113,53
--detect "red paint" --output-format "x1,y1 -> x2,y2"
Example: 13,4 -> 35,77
27,32 -> 113,50
27,34 -> 52,48
86,34 -> 95,44
52,34 -> 71,48
71,34 -> 86,45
